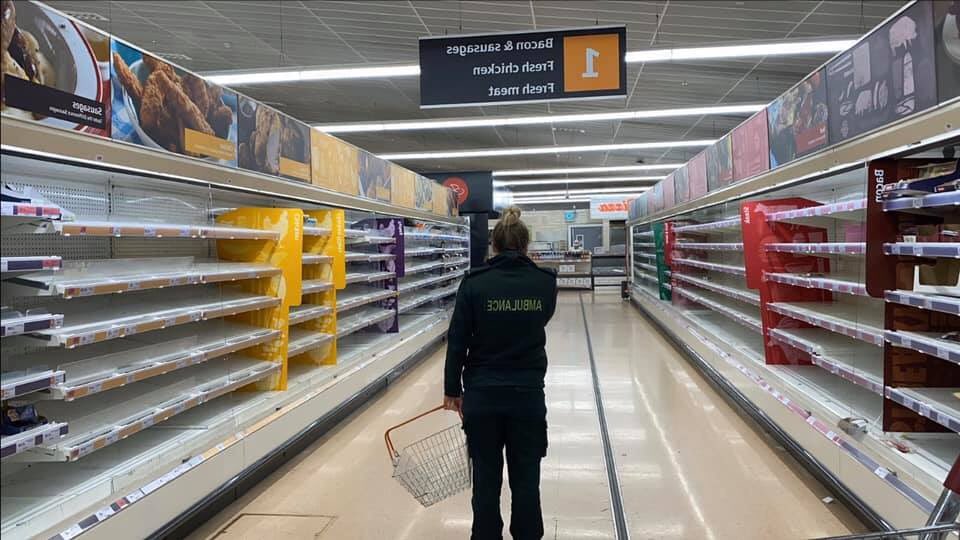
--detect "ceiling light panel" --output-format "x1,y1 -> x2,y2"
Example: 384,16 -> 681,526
496,176 -> 664,186
493,164 -> 682,176
511,187 -> 650,197
379,140 -> 714,160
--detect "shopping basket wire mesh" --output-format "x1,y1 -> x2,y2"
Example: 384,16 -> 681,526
384,405 -> 471,507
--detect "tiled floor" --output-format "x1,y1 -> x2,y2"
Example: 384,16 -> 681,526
190,292 -> 863,540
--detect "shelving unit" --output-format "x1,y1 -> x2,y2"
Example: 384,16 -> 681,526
530,250 -> 592,289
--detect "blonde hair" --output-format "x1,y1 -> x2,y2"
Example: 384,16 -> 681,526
492,206 -> 530,253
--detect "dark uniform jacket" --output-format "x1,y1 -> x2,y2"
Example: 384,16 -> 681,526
444,250 -> 558,398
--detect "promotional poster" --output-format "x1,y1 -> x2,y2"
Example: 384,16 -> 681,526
237,96 -> 280,175
358,150 -> 391,201
732,110 -> 770,182
1,1 -> 110,136
706,135 -> 734,191
688,152 -> 708,200
391,165 -> 417,209
278,113 -> 312,182
310,130 -> 359,196
935,1 -> 960,103
111,39 -> 238,166
767,69 -> 829,167
662,172 -> 676,209
673,166 -> 690,204
826,1 -> 937,143
415,175 -> 435,211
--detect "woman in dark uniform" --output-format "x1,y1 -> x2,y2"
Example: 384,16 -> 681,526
443,206 -> 558,540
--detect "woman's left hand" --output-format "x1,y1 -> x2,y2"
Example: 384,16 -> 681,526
443,395 -> 463,419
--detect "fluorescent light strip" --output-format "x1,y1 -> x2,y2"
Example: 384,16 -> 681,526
514,197 -> 592,204
204,39 -> 851,86
379,140 -> 714,161
512,186 -> 650,197
493,164 -> 682,176
314,104 -> 763,133
497,176 -> 663,186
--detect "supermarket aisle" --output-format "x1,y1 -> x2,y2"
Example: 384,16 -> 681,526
191,292 -> 862,540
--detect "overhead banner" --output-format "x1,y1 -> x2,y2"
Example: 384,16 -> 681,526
419,26 -> 626,108
589,196 -> 636,220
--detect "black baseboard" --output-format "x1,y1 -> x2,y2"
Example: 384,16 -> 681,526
148,336 -> 445,540
629,296 -> 893,533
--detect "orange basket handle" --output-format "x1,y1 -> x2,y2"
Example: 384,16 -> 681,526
384,405 -> 447,461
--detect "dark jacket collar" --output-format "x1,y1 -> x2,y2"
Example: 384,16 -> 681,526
487,250 -> 534,268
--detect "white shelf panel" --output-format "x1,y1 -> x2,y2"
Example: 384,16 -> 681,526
302,226 -> 331,237
1,370 -> 65,400
885,331 -> 960,365
676,242 -> 743,251
672,273 -> 760,306
337,287 -> 396,312
1,310 -> 64,338
398,271 -> 464,293
768,327 -> 883,394
673,258 -> 746,276
764,272 -> 867,296
767,302 -> 884,346
885,290 -> 960,316
31,289 -> 279,348
886,387 -> 960,433
765,242 -> 865,255
884,242 -> 960,259
1,256 -> 61,273
301,279 -> 334,295
336,307 -> 395,338
765,199 -> 866,222
8,259 -> 279,299
287,328 -> 335,358
674,217 -> 740,233
1,422 -> 69,460
404,260 -> 446,275
344,271 -> 395,285
56,221 -> 278,240
672,285 -> 762,334
32,357 -> 279,461
301,254 -> 333,265
288,304 -> 333,326
399,285 -> 458,313
36,323 -> 280,401
884,191 -> 959,213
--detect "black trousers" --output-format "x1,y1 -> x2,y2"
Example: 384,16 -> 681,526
462,387 -> 547,540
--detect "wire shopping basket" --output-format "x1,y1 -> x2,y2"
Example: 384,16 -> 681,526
384,405 -> 472,507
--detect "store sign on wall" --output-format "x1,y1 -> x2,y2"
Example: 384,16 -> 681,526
419,26 -> 626,108
589,196 -> 635,220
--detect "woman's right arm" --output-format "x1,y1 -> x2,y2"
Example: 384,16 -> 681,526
444,279 -> 473,398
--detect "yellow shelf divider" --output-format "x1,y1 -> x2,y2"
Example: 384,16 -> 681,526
294,209 -> 345,366
215,208 -> 304,391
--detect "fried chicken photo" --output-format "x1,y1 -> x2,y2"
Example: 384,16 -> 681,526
112,51 -> 142,103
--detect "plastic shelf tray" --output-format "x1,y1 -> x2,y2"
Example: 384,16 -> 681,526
768,327 -> 883,394
336,307 -> 395,338
635,271 -> 658,283
676,242 -> 744,251
884,242 -> 960,258
1,310 -> 64,338
884,290 -> 960,316
885,331 -> 960,365
884,191 -> 959,214
56,221 -> 278,240
674,217 -> 740,233
302,254 -> 333,265
672,273 -> 760,306
288,304 -> 334,326
637,262 -> 658,273
765,243 -> 865,255
404,230 -> 469,242
1,370 -> 65,400
0,422 -> 69,460
405,247 -> 444,257
8,259 -> 279,299
637,253 -> 657,261
398,271 -> 464,293
345,252 -> 396,263
443,247 -> 470,254
399,286 -> 458,313
634,231 -> 654,238
31,290 -> 278,348
344,271 -> 395,285
443,257 -> 470,268
404,260 -> 446,275
33,357 -> 279,461
673,258 -> 746,276
764,272 -> 867,296
885,387 -> 960,433
302,226 -> 331,237
337,288 -> 397,312
633,242 -> 656,248
672,286 -> 762,333
766,302 -> 884,345
765,199 -> 866,222
287,328 -> 335,358
301,279 -> 334,295
1,256 -> 62,273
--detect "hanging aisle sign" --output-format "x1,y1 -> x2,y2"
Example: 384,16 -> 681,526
419,26 -> 626,108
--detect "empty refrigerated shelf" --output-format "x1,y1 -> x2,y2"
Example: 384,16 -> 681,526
673,258 -> 746,276
672,273 -> 760,306
674,217 -> 741,233
344,271 -> 395,285
337,288 -> 397,311
301,280 -> 334,295
302,254 -> 333,265
1,256 -> 61,273
764,273 -> 867,296
884,191 -> 959,213
768,327 -> 883,394
287,328 -> 335,358
885,331 -> 960,365
288,305 -> 334,326
676,242 -> 744,251
885,387 -> 960,433
1,309 -> 64,338
336,307 -> 395,338
766,302 -> 884,346
672,285 -> 762,333
884,242 -> 960,258
884,290 -> 959,316
765,199 -> 866,222
765,243 -> 865,255
398,271 -> 464,293
1,422 -> 69,460
1,370 -> 65,400
303,226 -> 331,237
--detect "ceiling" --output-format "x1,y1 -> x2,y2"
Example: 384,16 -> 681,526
44,0 -> 907,204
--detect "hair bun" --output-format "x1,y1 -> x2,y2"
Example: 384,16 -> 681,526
501,205 -> 522,225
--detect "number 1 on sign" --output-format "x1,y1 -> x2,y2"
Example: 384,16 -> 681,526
583,48 -> 599,78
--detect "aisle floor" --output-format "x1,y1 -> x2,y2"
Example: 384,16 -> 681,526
190,292 -> 864,540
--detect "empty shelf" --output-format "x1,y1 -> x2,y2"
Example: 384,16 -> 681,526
634,242 -> 656,248
302,280 -> 334,295
30,289 -> 278,348
673,258 -> 746,276
1,200 -> 62,219
344,271 -> 395,284
345,251 -> 395,262
398,271 -> 464,293
2,310 -> 64,338
672,285 -> 762,333
672,273 -> 760,306
884,191 -> 959,214
885,331 -> 960,365
288,304 -> 334,326
8,258 -> 279,298
337,307 -> 396,338
1,370 -> 65,400
32,357 -> 279,461
443,257 -> 470,267
767,302 -> 884,345
884,242 -> 960,258
303,226 -> 331,236
885,387 -> 960,433
765,273 -> 867,296
765,243 -> 865,255
287,328 -> 335,358
676,242 -> 744,251
885,290 -> 960,316
404,230 -> 469,242
765,199 -> 866,222
1,256 -> 61,273
56,221 -> 278,240
1,422 -> 69,460
302,254 -> 333,265
637,262 -> 658,273
405,247 -> 444,257
443,247 -> 469,254
337,288 -> 397,311
399,286 -> 459,313
768,327 -> 883,394
674,217 -> 740,233
404,261 -> 446,275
